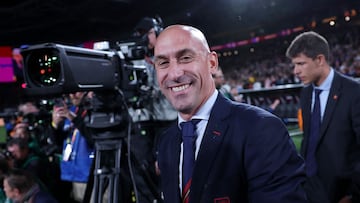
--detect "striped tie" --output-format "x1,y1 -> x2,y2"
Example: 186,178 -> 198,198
181,119 -> 199,203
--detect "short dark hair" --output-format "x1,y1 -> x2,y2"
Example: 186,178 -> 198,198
286,31 -> 330,62
7,138 -> 28,150
4,168 -> 35,194
134,17 -> 163,36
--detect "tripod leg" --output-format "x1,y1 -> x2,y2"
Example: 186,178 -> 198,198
92,139 -> 123,203
82,159 -> 96,203
110,140 -> 122,203
93,146 -> 102,203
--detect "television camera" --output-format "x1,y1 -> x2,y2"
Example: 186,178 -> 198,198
20,40 -> 154,143
20,39 -> 161,203
21,42 -> 150,101
20,41 -> 153,137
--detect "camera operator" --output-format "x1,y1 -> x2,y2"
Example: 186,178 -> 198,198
51,91 -> 94,203
131,16 -> 177,124
18,101 -> 39,115
10,122 -> 42,158
5,138 -> 53,195
123,16 -> 177,203
16,100 -> 58,157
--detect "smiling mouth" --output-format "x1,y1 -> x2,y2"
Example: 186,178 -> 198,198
171,84 -> 190,92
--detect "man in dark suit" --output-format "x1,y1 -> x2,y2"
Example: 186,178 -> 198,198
153,25 -> 307,203
286,31 -> 360,203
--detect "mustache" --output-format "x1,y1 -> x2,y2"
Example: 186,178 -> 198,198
164,75 -> 194,87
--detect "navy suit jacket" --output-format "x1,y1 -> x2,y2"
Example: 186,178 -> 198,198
300,71 -> 360,203
157,93 -> 307,203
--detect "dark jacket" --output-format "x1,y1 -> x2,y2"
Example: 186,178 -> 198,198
300,71 -> 360,203
157,93 -> 307,203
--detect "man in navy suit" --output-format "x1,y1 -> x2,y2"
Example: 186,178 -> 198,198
153,25 -> 308,203
286,31 -> 360,203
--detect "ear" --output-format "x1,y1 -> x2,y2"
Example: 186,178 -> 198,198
316,54 -> 327,66
14,188 -> 21,197
208,51 -> 219,74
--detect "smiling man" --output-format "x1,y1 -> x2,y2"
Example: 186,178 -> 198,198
154,25 -> 307,203
154,26 -> 217,120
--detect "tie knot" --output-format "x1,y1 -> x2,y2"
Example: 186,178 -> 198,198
314,89 -> 322,96
180,119 -> 200,138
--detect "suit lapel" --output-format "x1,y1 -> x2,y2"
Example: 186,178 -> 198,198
191,94 -> 231,199
164,125 -> 182,202
300,86 -> 312,156
319,72 -> 341,143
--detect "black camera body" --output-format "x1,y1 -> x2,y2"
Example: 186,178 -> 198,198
21,43 -> 122,96
20,41 -> 152,131
21,42 -> 151,107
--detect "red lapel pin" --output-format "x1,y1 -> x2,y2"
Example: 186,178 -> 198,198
213,130 -> 221,136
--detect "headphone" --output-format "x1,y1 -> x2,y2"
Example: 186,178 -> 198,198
134,15 -> 164,37
132,16 -> 164,56
153,15 -> 164,36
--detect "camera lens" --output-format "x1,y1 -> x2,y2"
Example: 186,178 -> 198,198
26,48 -> 61,87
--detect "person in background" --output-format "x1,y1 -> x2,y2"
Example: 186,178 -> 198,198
3,168 -> 58,203
10,123 -> 29,140
286,31 -> 360,203
12,48 -> 24,84
0,156 -> 10,203
5,137 -> 61,200
212,66 -> 235,101
51,92 -> 94,203
15,100 -> 58,158
5,138 -> 47,185
131,16 -> 177,125
10,123 -> 40,155
17,102 -> 39,118
153,24 -> 307,203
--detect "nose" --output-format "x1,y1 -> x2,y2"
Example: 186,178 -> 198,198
293,65 -> 300,75
167,60 -> 184,80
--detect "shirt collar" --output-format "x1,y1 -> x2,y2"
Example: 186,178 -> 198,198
313,68 -> 334,91
178,90 -> 218,126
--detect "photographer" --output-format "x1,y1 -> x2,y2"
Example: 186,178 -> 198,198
5,138 -> 53,196
51,91 -> 94,203
16,100 -> 58,157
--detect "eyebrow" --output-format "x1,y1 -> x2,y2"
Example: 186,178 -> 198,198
175,48 -> 196,58
155,48 -> 197,61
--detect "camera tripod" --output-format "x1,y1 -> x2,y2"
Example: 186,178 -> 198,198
81,91 -> 162,203
93,137 -> 123,203
82,124 -> 162,203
